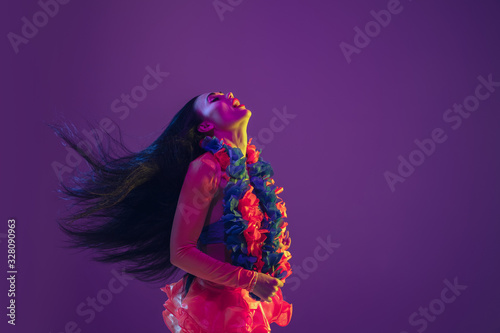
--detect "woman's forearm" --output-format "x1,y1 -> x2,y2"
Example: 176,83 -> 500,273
171,242 -> 257,290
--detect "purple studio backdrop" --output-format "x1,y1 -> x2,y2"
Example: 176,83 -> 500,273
1,0 -> 500,332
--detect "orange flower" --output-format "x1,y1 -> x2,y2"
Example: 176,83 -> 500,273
239,186 -> 268,261
274,185 -> 284,196
244,224 -> 266,257
238,186 -> 264,225
276,199 -> 287,218
277,225 -> 290,251
276,260 -> 292,281
246,138 -> 260,164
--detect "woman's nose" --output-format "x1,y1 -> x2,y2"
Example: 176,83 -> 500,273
226,92 -> 234,100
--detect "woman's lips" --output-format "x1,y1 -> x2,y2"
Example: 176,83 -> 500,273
231,98 -> 246,109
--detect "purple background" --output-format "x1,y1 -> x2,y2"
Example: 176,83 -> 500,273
2,0 -> 500,332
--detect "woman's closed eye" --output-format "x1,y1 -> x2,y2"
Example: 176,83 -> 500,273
210,97 -> 219,102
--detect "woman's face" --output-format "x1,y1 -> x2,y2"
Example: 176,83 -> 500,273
194,91 -> 251,132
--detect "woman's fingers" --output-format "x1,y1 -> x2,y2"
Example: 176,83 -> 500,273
266,288 -> 277,302
267,282 -> 282,301
253,273 -> 285,302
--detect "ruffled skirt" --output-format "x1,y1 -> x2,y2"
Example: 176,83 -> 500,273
160,275 -> 292,332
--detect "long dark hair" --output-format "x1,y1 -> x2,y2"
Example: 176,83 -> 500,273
50,94 -> 212,285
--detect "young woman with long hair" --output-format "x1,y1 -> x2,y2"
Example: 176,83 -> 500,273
52,91 -> 293,332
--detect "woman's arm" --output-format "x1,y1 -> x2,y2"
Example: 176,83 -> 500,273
169,153 -> 257,290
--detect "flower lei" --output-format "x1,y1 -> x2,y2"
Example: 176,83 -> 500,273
200,135 -> 292,301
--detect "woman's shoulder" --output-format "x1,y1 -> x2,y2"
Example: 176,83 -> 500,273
188,152 -> 222,180
185,152 -> 223,192
191,151 -> 221,169
188,152 -> 227,192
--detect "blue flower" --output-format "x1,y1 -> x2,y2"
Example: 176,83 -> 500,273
227,146 -> 243,161
227,163 -> 247,179
201,136 -> 223,154
248,160 -> 274,178
234,253 -> 257,270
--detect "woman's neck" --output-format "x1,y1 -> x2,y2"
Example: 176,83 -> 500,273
212,127 -> 248,157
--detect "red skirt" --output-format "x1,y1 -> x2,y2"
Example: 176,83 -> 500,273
160,275 -> 293,332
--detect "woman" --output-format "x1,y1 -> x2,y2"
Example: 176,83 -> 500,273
52,92 -> 293,332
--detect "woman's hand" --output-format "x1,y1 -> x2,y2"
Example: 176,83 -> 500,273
251,272 -> 284,302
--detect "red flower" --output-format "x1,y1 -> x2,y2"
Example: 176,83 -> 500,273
254,257 -> 265,272
214,149 -> 230,171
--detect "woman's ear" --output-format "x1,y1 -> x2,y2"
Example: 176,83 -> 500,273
197,121 -> 214,133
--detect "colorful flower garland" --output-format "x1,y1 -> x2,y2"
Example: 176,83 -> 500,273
200,135 -> 292,301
